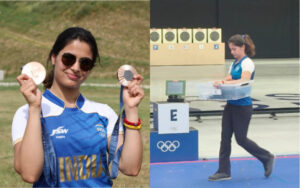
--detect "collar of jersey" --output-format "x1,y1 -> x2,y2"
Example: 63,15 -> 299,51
43,89 -> 85,109
233,55 -> 248,67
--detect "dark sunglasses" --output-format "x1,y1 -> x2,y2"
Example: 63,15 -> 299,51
61,53 -> 94,71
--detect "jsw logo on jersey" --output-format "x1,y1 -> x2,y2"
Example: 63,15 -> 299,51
50,126 -> 69,137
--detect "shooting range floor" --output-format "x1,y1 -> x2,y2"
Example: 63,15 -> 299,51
150,114 -> 299,188
150,58 -> 299,187
150,155 -> 299,188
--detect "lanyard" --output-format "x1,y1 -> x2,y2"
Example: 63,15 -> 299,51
107,85 -> 125,179
39,114 -> 58,187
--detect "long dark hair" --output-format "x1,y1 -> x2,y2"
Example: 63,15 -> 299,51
228,34 -> 256,57
43,27 -> 99,89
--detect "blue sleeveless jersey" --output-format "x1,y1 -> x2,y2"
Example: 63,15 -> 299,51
228,56 -> 254,106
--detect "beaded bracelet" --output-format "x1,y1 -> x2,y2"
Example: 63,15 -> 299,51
124,117 -> 141,126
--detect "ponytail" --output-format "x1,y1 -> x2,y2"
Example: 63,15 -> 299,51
243,34 -> 255,57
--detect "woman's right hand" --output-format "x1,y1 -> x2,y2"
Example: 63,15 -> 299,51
213,80 -> 222,88
17,74 -> 42,108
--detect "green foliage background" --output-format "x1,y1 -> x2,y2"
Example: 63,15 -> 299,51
0,1 -> 149,83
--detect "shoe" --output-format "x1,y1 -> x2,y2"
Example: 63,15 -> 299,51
208,172 -> 231,181
264,154 -> 275,177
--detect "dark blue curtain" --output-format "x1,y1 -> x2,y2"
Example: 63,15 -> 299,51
150,0 -> 299,58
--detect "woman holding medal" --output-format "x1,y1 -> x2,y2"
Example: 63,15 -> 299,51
12,27 -> 144,187
209,34 -> 274,181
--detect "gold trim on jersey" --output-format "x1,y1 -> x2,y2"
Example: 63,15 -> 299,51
13,138 -> 23,146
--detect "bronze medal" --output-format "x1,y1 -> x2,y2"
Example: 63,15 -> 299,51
117,65 -> 137,86
21,62 -> 46,85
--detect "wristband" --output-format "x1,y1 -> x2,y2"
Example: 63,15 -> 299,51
124,123 -> 142,130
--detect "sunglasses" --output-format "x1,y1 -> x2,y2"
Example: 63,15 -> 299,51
61,53 -> 94,71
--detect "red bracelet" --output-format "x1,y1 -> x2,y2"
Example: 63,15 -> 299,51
124,117 -> 141,126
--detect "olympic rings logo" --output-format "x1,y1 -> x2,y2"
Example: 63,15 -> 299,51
156,140 -> 180,152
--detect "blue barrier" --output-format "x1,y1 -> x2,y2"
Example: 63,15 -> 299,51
150,128 -> 198,163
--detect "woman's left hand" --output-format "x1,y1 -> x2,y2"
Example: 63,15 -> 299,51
123,74 -> 144,109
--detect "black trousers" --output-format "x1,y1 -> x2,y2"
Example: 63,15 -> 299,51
218,104 -> 272,174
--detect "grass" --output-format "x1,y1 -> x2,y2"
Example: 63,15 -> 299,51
0,1 -> 150,82
0,86 -> 150,187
